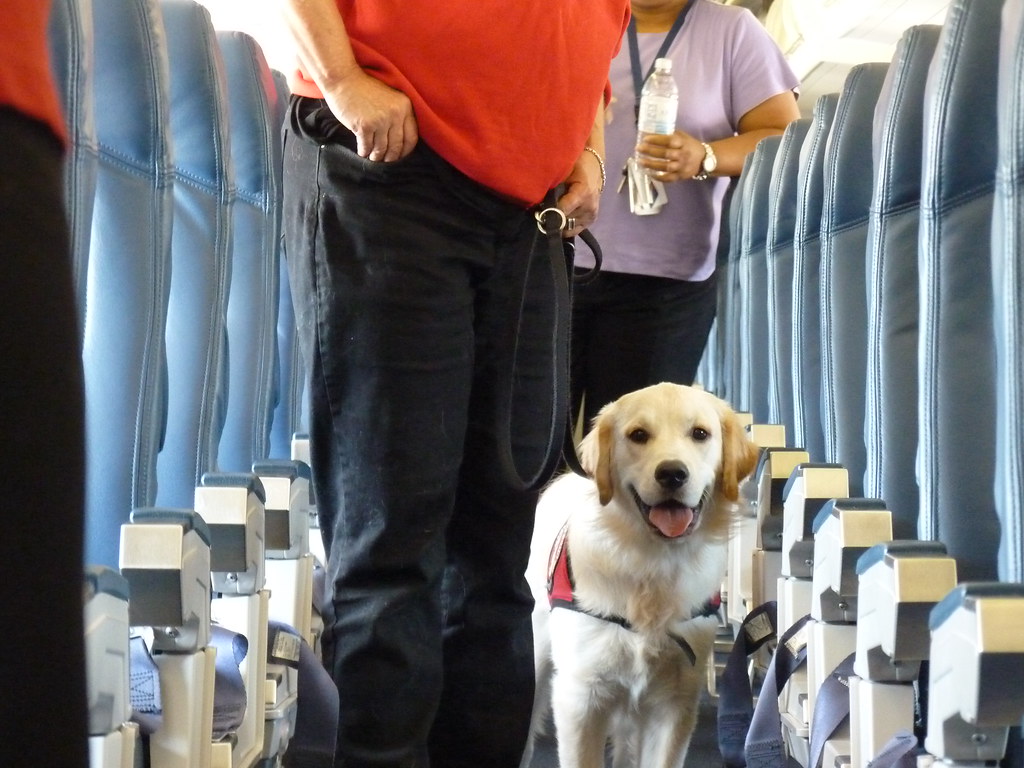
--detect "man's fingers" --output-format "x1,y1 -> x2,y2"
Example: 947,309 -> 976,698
401,114 -> 419,159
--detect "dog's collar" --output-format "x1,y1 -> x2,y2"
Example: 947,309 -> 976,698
545,524 -> 719,666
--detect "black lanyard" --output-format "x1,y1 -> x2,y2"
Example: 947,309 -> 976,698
627,1 -> 695,123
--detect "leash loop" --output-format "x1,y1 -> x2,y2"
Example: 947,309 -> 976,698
535,206 -> 568,234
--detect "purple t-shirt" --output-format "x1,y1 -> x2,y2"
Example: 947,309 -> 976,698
577,0 -> 800,281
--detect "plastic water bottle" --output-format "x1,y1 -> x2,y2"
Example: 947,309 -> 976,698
635,57 -> 678,171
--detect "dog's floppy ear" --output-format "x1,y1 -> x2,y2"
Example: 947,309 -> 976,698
578,404 -> 616,505
718,404 -> 759,502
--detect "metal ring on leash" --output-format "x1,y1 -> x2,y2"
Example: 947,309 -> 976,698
534,206 -> 567,234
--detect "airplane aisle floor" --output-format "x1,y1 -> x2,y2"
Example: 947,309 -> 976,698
526,689 -> 727,767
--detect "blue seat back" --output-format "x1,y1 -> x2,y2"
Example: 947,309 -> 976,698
216,32 -> 283,472
702,180 -> 740,398
791,93 -> 839,461
155,0 -> 234,508
83,0 -> 173,568
48,0 -> 98,337
863,25 -> 942,540
819,62 -> 889,495
918,0 -> 1004,581
766,118 -> 811,441
722,162 -> 753,409
992,0 -> 1024,582
738,135 -> 783,424
269,70 -> 306,460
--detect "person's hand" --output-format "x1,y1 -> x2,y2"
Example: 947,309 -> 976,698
556,147 -> 605,237
636,131 -> 705,182
323,68 -> 419,162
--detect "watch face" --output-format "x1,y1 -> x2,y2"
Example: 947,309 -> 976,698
704,145 -> 717,173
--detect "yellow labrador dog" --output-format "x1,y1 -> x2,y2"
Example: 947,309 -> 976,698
521,383 -> 759,768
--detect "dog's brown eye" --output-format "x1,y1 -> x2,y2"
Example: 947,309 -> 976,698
628,428 -> 650,444
691,427 -> 709,442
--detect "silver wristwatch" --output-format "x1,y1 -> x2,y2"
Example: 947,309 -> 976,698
692,142 -> 717,181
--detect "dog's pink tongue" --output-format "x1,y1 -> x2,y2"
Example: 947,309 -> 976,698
649,504 -> 694,538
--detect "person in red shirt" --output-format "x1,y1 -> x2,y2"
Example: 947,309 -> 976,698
1,2 -> 88,766
279,1 -> 629,766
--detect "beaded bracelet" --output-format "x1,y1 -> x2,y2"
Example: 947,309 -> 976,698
583,145 -> 607,192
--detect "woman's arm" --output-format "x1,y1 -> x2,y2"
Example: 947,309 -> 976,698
637,90 -> 800,181
279,0 -> 418,160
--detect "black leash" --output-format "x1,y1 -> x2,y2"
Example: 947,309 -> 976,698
562,231 -> 602,480
495,201 -> 602,493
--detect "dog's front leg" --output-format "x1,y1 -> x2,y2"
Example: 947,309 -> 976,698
551,673 -> 615,768
635,676 -> 702,768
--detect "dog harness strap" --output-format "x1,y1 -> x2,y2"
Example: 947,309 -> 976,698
668,633 -> 698,666
546,529 -> 702,665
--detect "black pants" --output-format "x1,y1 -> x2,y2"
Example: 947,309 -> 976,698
282,97 -> 562,768
0,108 -> 87,766
571,268 -> 718,429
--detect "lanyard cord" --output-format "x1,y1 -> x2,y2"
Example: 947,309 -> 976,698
627,1 -> 695,122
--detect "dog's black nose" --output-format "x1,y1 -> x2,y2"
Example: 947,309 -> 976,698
655,461 -> 688,490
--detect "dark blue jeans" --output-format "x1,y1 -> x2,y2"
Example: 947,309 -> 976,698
0,108 -> 87,767
570,268 -> 718,429
282,97 -> 561,768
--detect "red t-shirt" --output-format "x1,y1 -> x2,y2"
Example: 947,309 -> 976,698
2,1 -> 66,143
291,2 -> 630,206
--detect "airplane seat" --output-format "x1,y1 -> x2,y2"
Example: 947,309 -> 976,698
48,0 -> 98,337
766,118 -> 811,441
84,565 -> 139,767
791,92 -> 839,465
195,472 -> 270,767
697,179 -> 740,396
214,34 -> 337,765
738,135 -> 784,426
918,0 -> 1004,582
119,508 -> 218,768
721,162 -> 752,409
818,61 -> 890,497
993,0 -> 1024,584
82,0 -> 174,570
925,583 -> 1024,763
268,69 -> 309,462
863,25 -> 943,541
215,31 -> 282,475
155,0 -> 235,510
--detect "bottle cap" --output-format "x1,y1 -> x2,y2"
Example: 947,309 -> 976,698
654,57 -> 673,73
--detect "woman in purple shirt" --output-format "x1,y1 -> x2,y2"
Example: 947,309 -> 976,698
571,0 -> 800,428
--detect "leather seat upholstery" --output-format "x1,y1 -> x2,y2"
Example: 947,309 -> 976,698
918,0 -> 1004,581
83,0 -> 173,569
818,62 -> 889,496
791,92 -> 839,462
863,25 -> 942,540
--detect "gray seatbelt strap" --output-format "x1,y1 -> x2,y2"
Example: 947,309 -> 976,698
210,624 -> 249,740
276,621 -> 340,767
867,730 -> 918,768
718,601 -> 778,766
744,614 -> 811,767
807,652 -> 856,768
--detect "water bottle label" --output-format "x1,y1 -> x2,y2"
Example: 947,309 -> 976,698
638,95 -> 677,135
